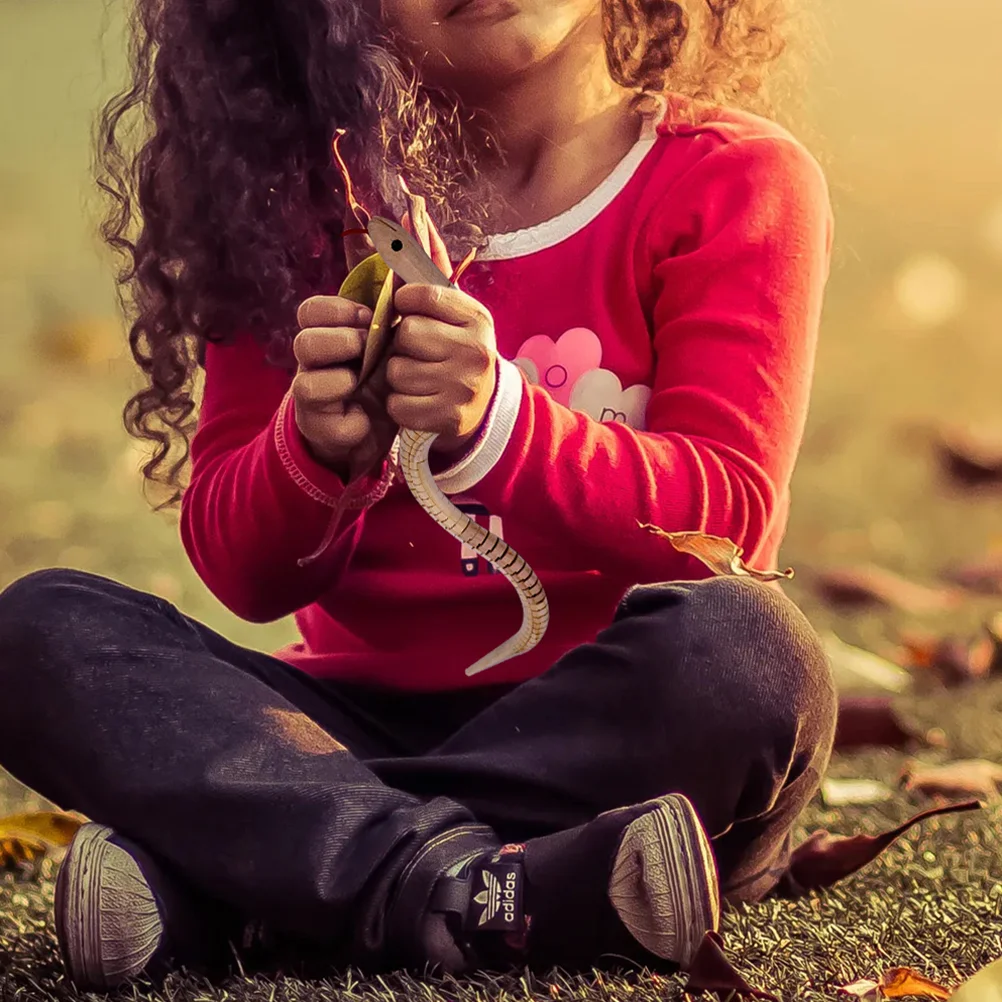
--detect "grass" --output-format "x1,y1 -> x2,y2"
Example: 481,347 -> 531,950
2,729 -> 1002,1000
3,2 -> 1002,998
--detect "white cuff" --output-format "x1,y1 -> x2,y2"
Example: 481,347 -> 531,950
434,356 -> 524,495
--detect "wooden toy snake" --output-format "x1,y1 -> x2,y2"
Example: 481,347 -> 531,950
366,216 -> 549,677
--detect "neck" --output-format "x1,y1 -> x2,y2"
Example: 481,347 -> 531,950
457,16 -> 641,214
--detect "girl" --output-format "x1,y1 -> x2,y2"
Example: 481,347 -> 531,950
0,0 -> 836,991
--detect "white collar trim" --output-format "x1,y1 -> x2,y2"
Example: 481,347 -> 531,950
477,94 -> 667,262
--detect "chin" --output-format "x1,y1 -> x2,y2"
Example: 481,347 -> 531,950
421,35 -> 546,92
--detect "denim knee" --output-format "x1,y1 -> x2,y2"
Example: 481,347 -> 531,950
0,568 -> 126,683
624,576 -> 836,751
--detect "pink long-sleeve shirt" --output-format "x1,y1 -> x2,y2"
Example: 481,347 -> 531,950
180,96 -> 834,692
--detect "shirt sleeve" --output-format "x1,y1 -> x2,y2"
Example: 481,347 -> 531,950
431,134 -> 834,578
179,334 -> 386,622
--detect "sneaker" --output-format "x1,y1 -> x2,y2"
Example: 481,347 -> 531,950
54,823 -> 231,991
390,793 -> 720,974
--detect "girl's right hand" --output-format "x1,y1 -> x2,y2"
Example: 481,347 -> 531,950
292,295 -> 377,481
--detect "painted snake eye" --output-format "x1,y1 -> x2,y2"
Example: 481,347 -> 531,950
391,239 -> 404,252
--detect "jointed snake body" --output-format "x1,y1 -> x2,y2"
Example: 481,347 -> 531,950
367,218 -> 550,677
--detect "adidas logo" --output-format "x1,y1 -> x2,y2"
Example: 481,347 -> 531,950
473,867 -> 519,928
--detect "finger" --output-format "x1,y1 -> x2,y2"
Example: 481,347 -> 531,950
386,392 -> 456,435
297,295 -> 372,330
393,315 -> 458,362
386,355 -> 448,397
331,403 -> 372,449
292,367 -> 357,410
294,328 -> 366,369
297,402 -> 372,452
394,283 -> 488,327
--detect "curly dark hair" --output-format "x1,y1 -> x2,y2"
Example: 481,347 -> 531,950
96,0 -> 810,507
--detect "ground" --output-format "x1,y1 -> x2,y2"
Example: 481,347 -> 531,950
2,0 -> 1002,999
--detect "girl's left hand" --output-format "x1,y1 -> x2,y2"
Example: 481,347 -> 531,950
386,282 -> 498,456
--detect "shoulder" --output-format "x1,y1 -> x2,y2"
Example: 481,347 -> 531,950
641,95 -> 829,208
628,95 -> 831,252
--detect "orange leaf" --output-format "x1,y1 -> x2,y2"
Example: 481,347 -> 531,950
814,565 -> 962,614
637,524 -> 794,582
937,422 -> 1002,483
879,967 -> 951,1001
0,836 -> 47,879
897,629 -> 998,687
901,759 -> 1002,802
0,810 -> 84,847
945,553 -> 1002,594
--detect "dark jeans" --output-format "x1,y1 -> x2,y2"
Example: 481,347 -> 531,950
0,569 -> 835,962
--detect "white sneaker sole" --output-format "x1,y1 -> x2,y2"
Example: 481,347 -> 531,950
56,823 -> 164,990
607,793 -> 721,967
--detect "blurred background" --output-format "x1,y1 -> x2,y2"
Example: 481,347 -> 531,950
1,0 -> 1002,659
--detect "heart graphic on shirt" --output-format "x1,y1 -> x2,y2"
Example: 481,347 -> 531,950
568,368 -> 652,430
513,328 -> 603,407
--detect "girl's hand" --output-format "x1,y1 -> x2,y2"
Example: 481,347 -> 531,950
292,295 -> 381,481
387,283 -> 498,455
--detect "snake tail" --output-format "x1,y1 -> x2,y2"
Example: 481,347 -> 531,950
398,428 -> 550,676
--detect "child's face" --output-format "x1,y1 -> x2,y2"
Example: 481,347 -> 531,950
380,0 -> 602,95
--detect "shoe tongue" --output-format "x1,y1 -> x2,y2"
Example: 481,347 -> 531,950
464,860 -> 526,934
446,850 -> 484,878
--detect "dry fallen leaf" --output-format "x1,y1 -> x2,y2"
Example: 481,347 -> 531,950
988,611 -> 1002,641
879,967 -> 951,1001
937,422 -> 1002,484
0,810 -> 84,847
358,267 -> 398,389
823,632 -> 913,693
944,553 -> 1002,594
896,628 -> 1000,688
840,969 -> 953,1002
950,957 -> 1002,1002
821,778 -> 894,807
834,695 -> 945,751
34,315 -> 124,370
0,811 -> 85,880
339,254 -> 391,333
901,759 -> 1002,802
813,565 -> 962,614
683,931 -> 778,1001
0,836 -> 47,880
637,525 -> 794,581
840,979 -> 881,1000
773,800 -> 980,896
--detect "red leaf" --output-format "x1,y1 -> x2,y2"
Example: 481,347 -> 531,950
834,695 -> 945,751
813,565 -> 962,614
901,759 -> 1002,802
683,931 -> 778,1001
775,801 -> 981,895
944,553 -> 1002,594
